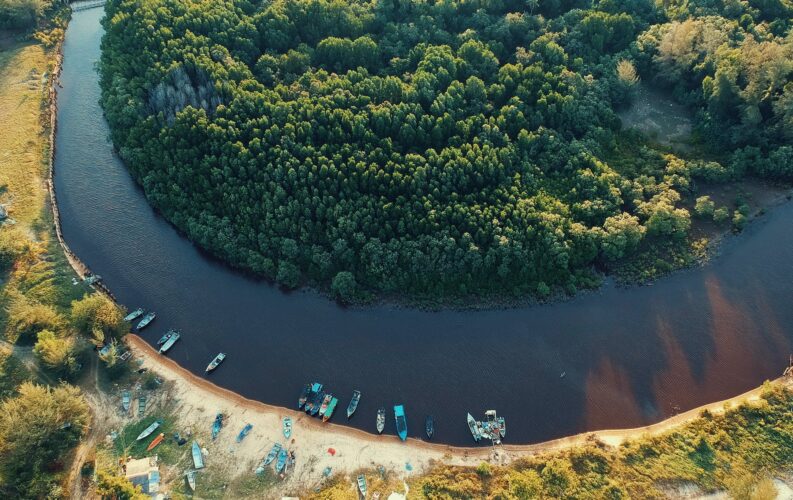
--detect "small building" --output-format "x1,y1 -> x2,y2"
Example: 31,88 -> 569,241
124,456 -> 160,496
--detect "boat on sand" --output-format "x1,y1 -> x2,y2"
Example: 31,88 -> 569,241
192,441 -> 204,469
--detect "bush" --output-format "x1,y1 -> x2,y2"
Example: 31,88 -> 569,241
713,207 -> 730,225
33,330 -> 78,376
694,196 -> 715,218
5,296 -> 65,344
330,271 -> 357,304
70,293 -> 126,342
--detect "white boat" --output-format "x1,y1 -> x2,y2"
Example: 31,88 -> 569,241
186,470 -> 197,491
136,420 -> 161,441
205,352 -> 226,372
123,308 -> 144,322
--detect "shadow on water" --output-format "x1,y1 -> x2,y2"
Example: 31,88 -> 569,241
53,9 -> 793,446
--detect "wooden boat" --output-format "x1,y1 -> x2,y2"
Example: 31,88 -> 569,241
156,330 -> 176,345
205,352 -> 226,373
186,470 -> 197,491
236,423 -> 252,443
357,474 -> 367,498
309,391 -> 325,416
275,448 -> 288,473
346,390 -> 361,418
282,417 -> 292,438
376,408 -> 385,434
322,397 -> 338,422
425,415 -> 434,439
138,396 -> 147,415
136,420 -> 161,441
467,413 -> 481,442
318,394 -> 333,417
158,331 -> 180,353
192,441 -> 205,469
121,391 -> 131,412
123,308 -> 144,322
146,432 -> 165,451
211,413 -> 224,440
497,416 -> 506,438
298,383 -> 311,408
136,312 -> 156,330
255,442 -> 281,473
394,405 -> 407,441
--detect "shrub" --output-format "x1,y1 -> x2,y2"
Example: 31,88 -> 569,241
694,196 -> 716,218
330,271 -> 357,304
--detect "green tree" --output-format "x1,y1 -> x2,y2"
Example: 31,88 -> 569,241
33,330 -> 78,376
330,271 -> 357,303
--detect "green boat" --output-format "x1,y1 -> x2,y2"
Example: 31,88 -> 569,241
322,397 -> 338,422
123,308 -> 144,322
192,441 -> 204,469
158,331 -> 180,353
138,396 -> 147,415
121,391 -> 131,412
136,312 -> 156,330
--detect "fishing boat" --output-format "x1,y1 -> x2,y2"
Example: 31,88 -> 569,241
205,352 -> 226,373
156,330 -> 176,345
425,415 -> 434,439
158,331 -> 180,353
357,474 -> 368,497
124,308 -> 144,322
376,408 -> 385,434
261,442 -> 281,468
121,391 -> 131,412
394,405 -> 407,441
236,423 -> 252,443
304,384 -> 323,414
138,396 -> 147,415
146,432 -> 165,451
467,413 -> 481,442
192,441 -> 205,469
347,390 -> 361,418
298,383 -> 311,408
318,394 -> 333,417
186,470 -> 197,491
322,397 -> 338,422
309,392 -> 325,416
283,417 -> 292,438
211,413 -> 224,440
497,416 -> 506,438
136,420 -> 162,441
275,448 -> 288,473
136,312 -> 156,330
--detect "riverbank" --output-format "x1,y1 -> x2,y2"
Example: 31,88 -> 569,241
126,333 -> 793,486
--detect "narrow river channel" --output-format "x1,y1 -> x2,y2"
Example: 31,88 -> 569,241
53,7 -> 793,446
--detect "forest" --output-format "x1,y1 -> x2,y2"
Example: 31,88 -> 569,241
99,0 -> 793,301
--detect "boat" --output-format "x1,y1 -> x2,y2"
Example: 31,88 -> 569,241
146,432 -> 164,451
394,405 -> 407,441
186,470 -> 197,491
211,413 -> 224,440
124,308 -> 144,322
138,396 -> 147,415
304,384 -> 323,414
156,329 -> 176,345
275,448 -> 288,473
158,331 -> 180,353
346,390 -> 361,418
236,423 -> 252,443
357,474 -> 367,497
425,415 -> 434,439
121,391 -> 131,412
322,397 -> 338,422
136,420 -> 162,441
298,383 -> 311,408
136,312 -> 156,330
260,442 -> 282,468
283,417 -> 292,439
205,352 -> 226,373
192,441 -> 205,469
376,408 -> 385,434
318,394 -> 333,417
497,416 -> 506,438
467,413 -> 481,442
309,391 -> 325,416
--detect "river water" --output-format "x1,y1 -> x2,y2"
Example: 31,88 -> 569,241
54,8 -> 793,446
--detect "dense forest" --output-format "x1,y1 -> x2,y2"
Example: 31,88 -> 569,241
99,0 -> 793,301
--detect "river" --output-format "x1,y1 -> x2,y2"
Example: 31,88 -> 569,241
53,8 -> 793,446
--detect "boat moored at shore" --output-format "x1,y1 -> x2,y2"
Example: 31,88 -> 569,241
135,312 -> 156,330
158,331 -> 180,353
206,352 -> 226,373
394,405 -> 407,441
123,308 -> 144,322
376,408 -> 385,434
347,390 -> 361,418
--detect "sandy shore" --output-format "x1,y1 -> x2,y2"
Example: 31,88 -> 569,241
126,334 -> 792,490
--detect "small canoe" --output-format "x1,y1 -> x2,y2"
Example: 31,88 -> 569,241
318,394 -> 333,417
121,391 -> 131,412
186,470 -> 197,491
236,423 -> 252,443
357,474 -> 367,497
275,448 -> 288,473
394,405 -> 407,441
425,415 -> 434,439
136,420 -> 161,441
298,383 -> 311,408
347,390 -> 361,418
136,312 -> 156,330
283,417 -> 292,439
158,331 -> 180,353
124,308 -> 144,322
192,441 -> 205,469
467,413 -> 481,442
376,408 -> 385,434
211,413 -> 224,440
138,396 -> 147,416
322,397 -> 338,422
205,352 -> 226,373
146,432 -> 165,451
156,329 -> 176,345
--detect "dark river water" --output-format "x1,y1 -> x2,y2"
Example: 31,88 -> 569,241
54,8 -> 793,446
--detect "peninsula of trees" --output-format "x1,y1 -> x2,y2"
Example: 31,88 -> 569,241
99,0 -> 793,302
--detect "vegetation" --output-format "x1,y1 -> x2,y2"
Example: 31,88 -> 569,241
99,0 -> 793,302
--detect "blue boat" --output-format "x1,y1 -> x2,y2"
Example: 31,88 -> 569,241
298,383 -> 311,408
309,391 -> 325,416
394,405 -> 408,441
236,423 -> 252,443
211,413 -> 224,440
192,441 -> 204,469
255,442 -> 281,474
304,383 -> 323,413
275,448 -> 288,473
